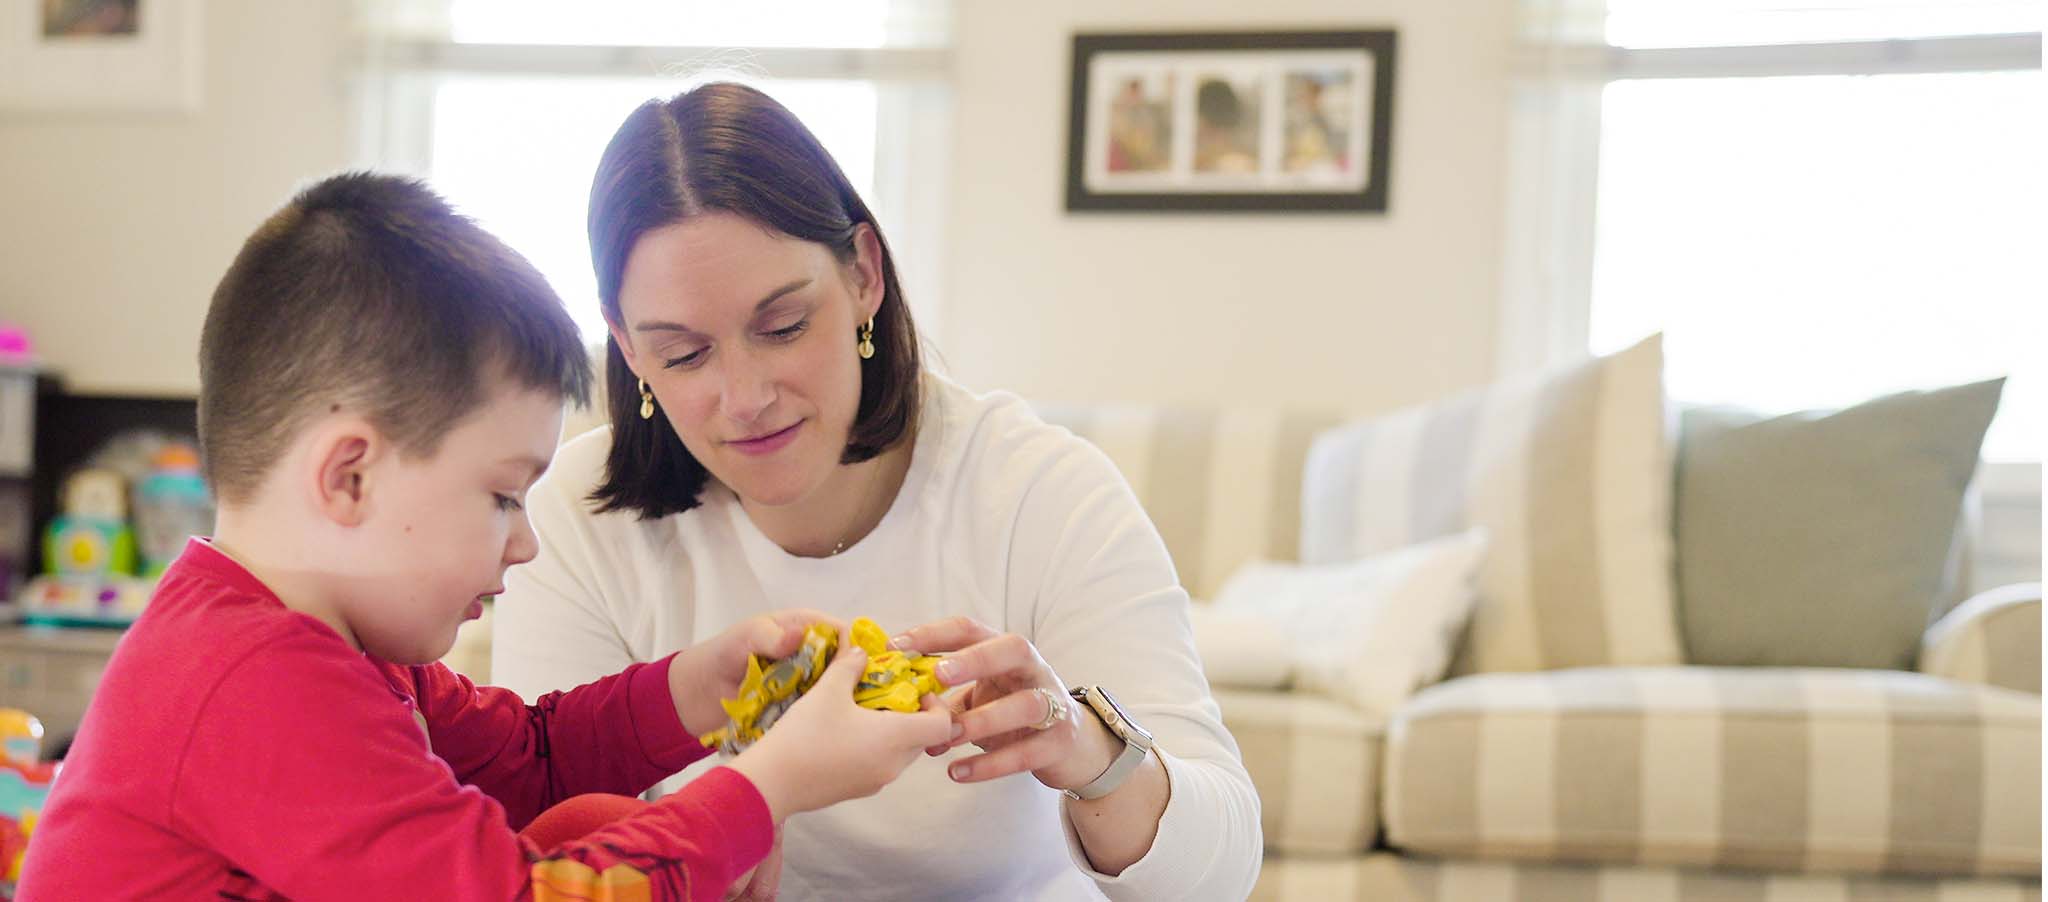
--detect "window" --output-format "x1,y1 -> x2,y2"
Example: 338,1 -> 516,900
428,77 -> 878,340
1591,70 -> 2042,459
354,0 -> 951,341
1605,0 -> 2039,48
1563,4 -> 2042,460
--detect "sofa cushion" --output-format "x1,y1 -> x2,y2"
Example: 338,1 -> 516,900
1216,688 -> 1384,855
1384,667 -> 2041,878
1301,335 -> 1681,676
1189,603 -> 1293,690
1676,379 -> 2004,670
1249,853 -> 2044,902
1034,406 -> 1344,600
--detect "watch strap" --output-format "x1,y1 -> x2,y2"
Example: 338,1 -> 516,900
1062,686 -> 1150,801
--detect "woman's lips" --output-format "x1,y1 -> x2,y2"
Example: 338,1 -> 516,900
729,420 -> 802,457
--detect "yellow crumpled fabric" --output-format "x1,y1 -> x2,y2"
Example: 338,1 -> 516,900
699,617 -> 948,753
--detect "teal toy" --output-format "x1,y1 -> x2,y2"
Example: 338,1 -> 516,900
133,443 -> 213,578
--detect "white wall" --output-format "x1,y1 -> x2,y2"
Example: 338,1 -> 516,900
936,0 -> 1518,414
0,0 -> 355,396
1,0 -> 1523,416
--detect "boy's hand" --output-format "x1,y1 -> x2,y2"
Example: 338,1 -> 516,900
670,610 -> 842,738
726,647 -> 954,821
723,828 -> 781,901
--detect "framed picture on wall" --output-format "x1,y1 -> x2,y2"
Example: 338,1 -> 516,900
0,0 -> 203,113
1066,30 -> 1396,213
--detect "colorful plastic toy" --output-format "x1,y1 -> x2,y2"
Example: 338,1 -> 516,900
42,468 -> 136,579
0,709 -> 53,901
698,617 -> 950,754
132,443 -> 214,578
20,467 -> 153,627
0,711 -> 38,769
0,760 -> 53,900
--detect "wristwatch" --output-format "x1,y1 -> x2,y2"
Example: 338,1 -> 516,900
1062,685 -> 1154,801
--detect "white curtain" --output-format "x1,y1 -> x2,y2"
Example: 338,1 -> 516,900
1494,0 -> 1610,377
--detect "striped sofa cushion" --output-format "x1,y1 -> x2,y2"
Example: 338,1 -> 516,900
1301,335 -> 1681,675
1033,406 -> 1343,600
1385,667 -> 2042,878
1216,687 -> 1384,855
1250,852 -> 2042,902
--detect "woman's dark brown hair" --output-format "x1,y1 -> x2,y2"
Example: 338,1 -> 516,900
586,82 -> 922,520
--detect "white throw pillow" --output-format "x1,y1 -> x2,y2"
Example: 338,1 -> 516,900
1213,530 -> 1489,717
1186,603 -> 1294,690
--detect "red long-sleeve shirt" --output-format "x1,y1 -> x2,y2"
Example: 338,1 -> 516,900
18,539 -> 771,900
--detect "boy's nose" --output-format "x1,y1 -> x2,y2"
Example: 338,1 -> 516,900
505,511 -> 539,566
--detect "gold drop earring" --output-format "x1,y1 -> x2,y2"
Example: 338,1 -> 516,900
638,378 -> 655,420
857,317 -> 876,360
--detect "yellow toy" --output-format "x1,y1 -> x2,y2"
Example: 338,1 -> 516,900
699,618 -> 948,753
848,618 -> 946,713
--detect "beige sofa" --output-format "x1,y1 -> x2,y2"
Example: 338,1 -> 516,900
454,358 -> 2039,900
1041,404 -> 2042,902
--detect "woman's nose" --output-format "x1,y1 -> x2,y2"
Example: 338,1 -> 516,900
718,352 -> 777,425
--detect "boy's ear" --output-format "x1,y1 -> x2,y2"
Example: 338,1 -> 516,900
309,420 -> 380,528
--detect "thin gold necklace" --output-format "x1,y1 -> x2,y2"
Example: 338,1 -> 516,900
826,460 -> 889,557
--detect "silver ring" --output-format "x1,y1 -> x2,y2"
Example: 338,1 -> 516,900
1030,686 -> 1069,731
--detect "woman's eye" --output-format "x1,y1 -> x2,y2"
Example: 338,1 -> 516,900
493,494 -> 524,512
663,348 -> 706,369
765,319 -> 808,341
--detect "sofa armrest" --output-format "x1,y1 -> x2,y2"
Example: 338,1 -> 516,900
1920,582 -> 2042,694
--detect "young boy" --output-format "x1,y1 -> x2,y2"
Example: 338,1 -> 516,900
18,173 -> 952,900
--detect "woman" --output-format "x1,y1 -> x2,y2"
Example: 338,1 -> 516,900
493,82 -> 1261,901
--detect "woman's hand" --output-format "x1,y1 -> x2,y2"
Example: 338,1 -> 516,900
891,617 -> 1123,793
669,609 -> 843,737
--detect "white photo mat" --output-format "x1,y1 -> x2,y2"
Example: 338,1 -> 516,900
1083,49 -> 1374,195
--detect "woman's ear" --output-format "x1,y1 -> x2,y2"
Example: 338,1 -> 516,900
849,223 -> 885,321
606,315 -> 642,379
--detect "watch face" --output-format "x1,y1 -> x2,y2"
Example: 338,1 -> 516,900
1090,687 -> 1155,747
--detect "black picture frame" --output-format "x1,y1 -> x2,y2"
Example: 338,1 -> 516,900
1066,29 -> 1396,213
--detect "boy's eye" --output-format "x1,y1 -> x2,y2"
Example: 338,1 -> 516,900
493,494 -> 524,512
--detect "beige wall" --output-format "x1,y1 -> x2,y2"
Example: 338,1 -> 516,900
0,0 -> 354,396
935,0 -> 1516,414
1,0 -> 1520,417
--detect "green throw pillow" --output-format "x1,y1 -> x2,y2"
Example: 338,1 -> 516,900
1675,379 -> 2004,669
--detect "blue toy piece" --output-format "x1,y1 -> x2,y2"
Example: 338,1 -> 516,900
133,443 -> 213,578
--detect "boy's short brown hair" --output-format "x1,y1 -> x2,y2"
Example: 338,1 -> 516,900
198,172 -> 591,505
